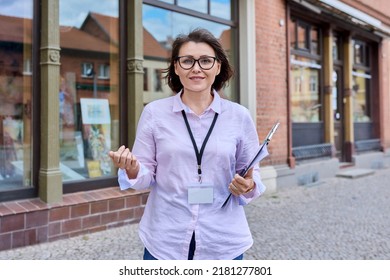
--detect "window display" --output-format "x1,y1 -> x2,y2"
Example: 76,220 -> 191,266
59,0 -> 119,181
0,2 -> 33,190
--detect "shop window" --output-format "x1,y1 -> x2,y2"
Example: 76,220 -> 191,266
0,1 -> 33,193
289,18 -> 322,123
297,22 -> 309,51
353,40 -> 365,65
142,0 -> 237,102
59,0 -> 119,183
289,16 -> 323,149
290,56 -> 321,122
352,71 -> 371,122
309,74 -> 318,93
177,0 -> 208,13
290,18 -> 320,56
352,39 -> 371,123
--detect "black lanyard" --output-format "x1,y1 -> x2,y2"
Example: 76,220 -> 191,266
181,110 -> 219,183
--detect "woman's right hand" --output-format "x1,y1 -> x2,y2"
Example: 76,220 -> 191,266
108,145 -> 140,179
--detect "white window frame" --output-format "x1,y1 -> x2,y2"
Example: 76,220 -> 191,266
81,62 -> 93,78
98,64 -> 110,79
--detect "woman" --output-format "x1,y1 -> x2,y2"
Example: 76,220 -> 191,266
109,28 -> 266,260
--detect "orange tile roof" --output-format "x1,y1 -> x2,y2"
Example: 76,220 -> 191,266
0,14 -> 113,52
0,12 -> 172,59
0,14 -> 32,44
87,12 -> 168,58
60,26 -> 115,52
86,12 -> 119,43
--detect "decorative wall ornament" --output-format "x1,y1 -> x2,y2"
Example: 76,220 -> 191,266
49,50 -> 60,62
127,58 -> 144,73
40,47 -> 61,65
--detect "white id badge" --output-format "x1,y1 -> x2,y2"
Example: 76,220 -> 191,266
187,182 -> 214,204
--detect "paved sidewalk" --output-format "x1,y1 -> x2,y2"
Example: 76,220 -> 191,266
1,168 -> 389,260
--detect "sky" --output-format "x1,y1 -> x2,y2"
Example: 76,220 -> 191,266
0,0 -> 33,18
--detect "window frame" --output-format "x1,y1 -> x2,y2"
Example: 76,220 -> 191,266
352,38 -> 372,123
0,0 -> 40,202
290,17 -> 323,123
98,64 -> 110,79
143,0 -> 236,26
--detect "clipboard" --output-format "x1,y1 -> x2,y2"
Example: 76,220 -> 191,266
221,120 -> 280,208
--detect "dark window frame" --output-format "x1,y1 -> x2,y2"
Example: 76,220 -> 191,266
290,18 -> 322,58
290,17 -> 324,123
352,38 -> 372,121
0,0 -> 40,202
143,0 -> 237,26
289,15 -> 325,149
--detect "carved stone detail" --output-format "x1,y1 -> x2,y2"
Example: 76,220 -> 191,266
127,59 -> 144,73
40,47 -> 61,65
49,50 -> 60,62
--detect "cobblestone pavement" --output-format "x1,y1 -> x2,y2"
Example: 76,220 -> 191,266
1,168 -> 389,260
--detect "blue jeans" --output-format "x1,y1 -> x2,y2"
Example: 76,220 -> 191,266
143,232 -> 244,260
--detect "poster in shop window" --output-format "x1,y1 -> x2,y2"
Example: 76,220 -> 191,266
80,98 -> 112,177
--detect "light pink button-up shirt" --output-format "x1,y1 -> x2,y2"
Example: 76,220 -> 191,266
118,90 -> 266,260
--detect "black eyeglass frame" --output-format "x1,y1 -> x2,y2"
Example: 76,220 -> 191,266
176,55 -> 218,70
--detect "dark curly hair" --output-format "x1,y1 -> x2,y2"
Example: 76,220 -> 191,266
164,28 -> 234,93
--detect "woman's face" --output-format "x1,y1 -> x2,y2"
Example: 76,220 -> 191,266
174,41 -> 221,95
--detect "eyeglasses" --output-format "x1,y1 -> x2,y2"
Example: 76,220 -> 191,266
176,56 -> 217,70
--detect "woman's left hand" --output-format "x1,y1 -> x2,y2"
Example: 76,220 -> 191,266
228,168 -> 255,196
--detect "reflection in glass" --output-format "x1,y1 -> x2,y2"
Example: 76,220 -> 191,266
290,56 -> 321,122
158,0 -> 174,3
177,0 -> 207,13
332,70 -> 340,120
59,0 -> 119,181
353,41 -> 363,65
210,0 -> 231,20
311,26 -> 319,54
352,71 -> 371,122
297,22 -> 307,50
289,17 -> 296,50
0,1 -> 33,191
143,4 -> 236,102
332,34 -> 339,61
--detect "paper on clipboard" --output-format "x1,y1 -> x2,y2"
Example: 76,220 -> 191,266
239,120 -> 280,177
221,120 -> 280,208
239,142 -> 269,177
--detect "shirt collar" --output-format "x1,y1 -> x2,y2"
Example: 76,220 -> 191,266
172,89 -> 221,114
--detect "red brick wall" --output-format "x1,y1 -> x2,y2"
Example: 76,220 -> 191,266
0,187 -> 148,251
255,0 -> 289,165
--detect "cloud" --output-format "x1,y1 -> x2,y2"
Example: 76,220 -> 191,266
59,0 -> 118,27
0,0 -> 33,18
